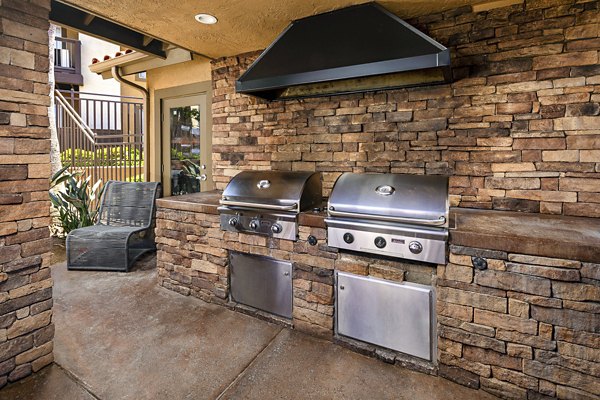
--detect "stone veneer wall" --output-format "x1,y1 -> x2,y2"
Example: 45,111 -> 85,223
439,246 -> 600,399
211,0 -> 600,217
0,0 -> 54,387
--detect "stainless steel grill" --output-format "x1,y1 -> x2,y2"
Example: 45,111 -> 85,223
218,171 -> 322,241
325,173 -> 449,264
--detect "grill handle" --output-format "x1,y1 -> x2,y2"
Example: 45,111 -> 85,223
220,199 -> 298,211
328,209 -> 447,226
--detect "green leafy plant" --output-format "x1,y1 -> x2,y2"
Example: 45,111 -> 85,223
49,165 -> 104,236
125,174 -> 144,182
170,147 -> 185,161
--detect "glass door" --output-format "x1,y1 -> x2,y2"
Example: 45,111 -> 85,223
161,94 -> 212,196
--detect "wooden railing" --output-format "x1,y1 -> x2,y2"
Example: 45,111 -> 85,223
55,89 -> 145,183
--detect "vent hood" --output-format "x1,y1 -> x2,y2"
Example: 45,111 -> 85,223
236,3 -> 451,101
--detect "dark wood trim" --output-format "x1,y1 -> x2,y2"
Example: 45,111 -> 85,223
54,36 -> 83,86
50,0 -> 167,59
54,71 -> 84,86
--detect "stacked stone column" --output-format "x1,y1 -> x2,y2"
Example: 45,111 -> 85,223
0,0 -> 54,387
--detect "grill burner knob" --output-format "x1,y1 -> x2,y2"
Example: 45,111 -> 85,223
228,217 -> 238,227
271,223 -> 282,234
249,220 -> 260,230
343,232 -> 354,244
374,236 -> 387,249
409,241 -> 423,254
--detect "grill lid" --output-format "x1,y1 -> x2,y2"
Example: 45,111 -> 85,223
328,173 -> 448,227
221,171 -> 322,213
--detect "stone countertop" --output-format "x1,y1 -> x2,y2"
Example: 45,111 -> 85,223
450,208 -> 599,263
156,192 -> 599,263
155,191 -> 221,214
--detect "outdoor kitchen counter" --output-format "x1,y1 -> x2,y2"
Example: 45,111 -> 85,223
156,193 -> 599,263
155,190 -> 331,223
155,190 -> 221,214
154,190 -> 600,396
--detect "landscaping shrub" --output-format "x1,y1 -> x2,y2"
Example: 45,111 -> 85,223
60,147 -> 143,167
49,165 -> 104,236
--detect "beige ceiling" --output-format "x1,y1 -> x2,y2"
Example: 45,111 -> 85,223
64,0 -> 494,59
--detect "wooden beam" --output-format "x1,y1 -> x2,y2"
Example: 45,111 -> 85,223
89,48 -> 193,79
50,0 -> 167,59
83,14 -> 95,26
142,35 -> 153,47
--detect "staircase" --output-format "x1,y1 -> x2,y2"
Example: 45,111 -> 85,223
54,89 -> 145,183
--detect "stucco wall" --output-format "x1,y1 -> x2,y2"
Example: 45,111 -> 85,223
147,57 -> 211,91
79,34 -> 121,96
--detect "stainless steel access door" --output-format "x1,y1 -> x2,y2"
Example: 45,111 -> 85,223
230,252 -> 293,319
336,272 -> 434,360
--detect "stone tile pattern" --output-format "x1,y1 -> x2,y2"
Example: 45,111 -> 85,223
155,208 -> 435,338
0,0 -> 54,388
438,245 -> 600,399
211,0 -> 600,217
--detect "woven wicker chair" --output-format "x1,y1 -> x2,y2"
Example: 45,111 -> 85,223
66,181 -> 162,272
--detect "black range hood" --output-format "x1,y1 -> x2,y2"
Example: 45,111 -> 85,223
236,3 -> 451,101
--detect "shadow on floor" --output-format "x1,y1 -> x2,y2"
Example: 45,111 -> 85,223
0,246 -> 498,400
0,364 -> 95,400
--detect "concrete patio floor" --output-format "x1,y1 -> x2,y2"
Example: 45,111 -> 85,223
0,242 -> 498,400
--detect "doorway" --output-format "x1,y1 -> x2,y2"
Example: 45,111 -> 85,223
161,93 -> 212,196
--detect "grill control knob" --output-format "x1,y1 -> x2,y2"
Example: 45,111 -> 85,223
249,220 -> 260,230
271,223 -> 282,234
343,232 -> 354,244
374,236 -> 387,249
228,217 -> 238,227
409,241 -> 423,254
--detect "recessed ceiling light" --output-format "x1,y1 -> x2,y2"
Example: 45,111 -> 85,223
194,13 -> 218,24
